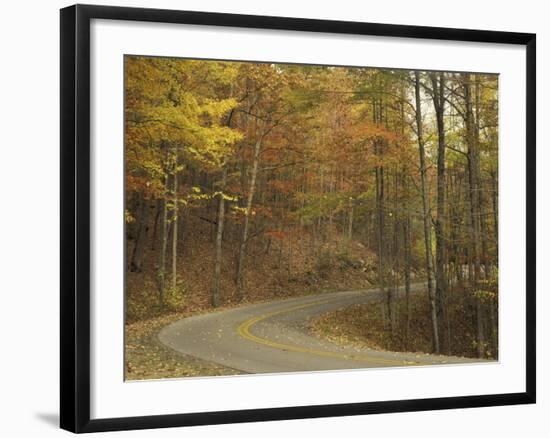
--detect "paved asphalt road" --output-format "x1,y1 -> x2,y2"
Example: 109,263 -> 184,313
158,285 -> 483,374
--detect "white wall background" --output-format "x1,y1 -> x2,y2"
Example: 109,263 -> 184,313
0,0 -> 546,436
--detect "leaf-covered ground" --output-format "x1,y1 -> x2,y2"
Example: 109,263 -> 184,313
311,291 -> 497,359
125,312 -> 240,381
126,219 -> 380,324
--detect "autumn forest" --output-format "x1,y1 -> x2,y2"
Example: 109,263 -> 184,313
125,56 -> 498,379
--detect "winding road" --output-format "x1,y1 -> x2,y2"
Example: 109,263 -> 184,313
158,285 -> 481,374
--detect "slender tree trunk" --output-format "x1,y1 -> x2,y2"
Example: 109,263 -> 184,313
130,193 -> 149,272
474,78 -> 490,279
402,172 -> 412,343
464,73 -> 485,358
328,165 -> 334,238
375,142 -> 386,320
212,168 -> 227,308
211,103 -> 236,307
491,170 -> 498,245
151,198 -> 161,250
372,99 -> 388,323
491,171 -> 498,255
347,199 -> 354,241
236,132 -> 264,298
288,231 -> 292,278
415,72 -> 439,353
431,72 -> 450,355
171,145 -> 179,295
158,173 -> 169,311
389,169 -> 399,332
397,94 -> 410,340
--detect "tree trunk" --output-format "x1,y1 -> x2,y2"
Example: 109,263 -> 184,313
150,198 -> 161,250
389,170 -> 399,332
348,199 -> 354,241
158,175 -> 169,311
431,72 -> 450,355
474,77 -> 490,279
491,170 -> 498,245
402,174 -> 412,343
372,98 -> 389,324
375,143 -> 387,320
171,146 -> 179,296
130,193 -> 149,272
415,71 -> 439,353
212,168 -> 227,308
491,171 -> 498,246
236,132 -> 264,298
463,73 -> 485,358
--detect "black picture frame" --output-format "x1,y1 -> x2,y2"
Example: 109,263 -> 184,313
60,4 -> 536,433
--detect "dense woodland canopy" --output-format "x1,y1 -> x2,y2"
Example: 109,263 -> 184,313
125,55 -> 499,359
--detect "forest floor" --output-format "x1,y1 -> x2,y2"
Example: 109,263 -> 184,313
126,215 -> 383,324
125,312 -> 241,380
311,291 -> 497,359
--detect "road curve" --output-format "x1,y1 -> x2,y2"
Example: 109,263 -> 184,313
158,285 -> 483,374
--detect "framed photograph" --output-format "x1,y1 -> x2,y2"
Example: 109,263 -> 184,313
60,4 -> 536,433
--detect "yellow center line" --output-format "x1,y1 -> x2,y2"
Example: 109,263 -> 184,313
236,297 -> 415,366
